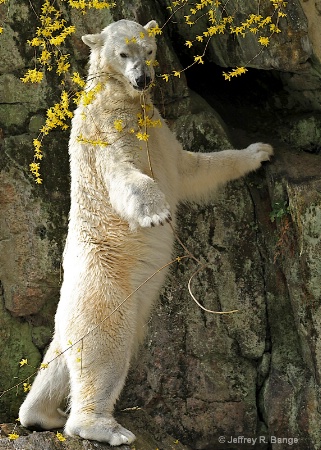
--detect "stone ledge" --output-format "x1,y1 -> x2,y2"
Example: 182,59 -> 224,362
0,410 -> 191,450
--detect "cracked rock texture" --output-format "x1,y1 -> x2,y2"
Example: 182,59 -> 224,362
1,1 -> 321,449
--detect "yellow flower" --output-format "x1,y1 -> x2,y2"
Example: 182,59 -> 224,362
30,162 -> 41,174
185,40 -> 193,48
147,25 -> 162,36
136,132 -> 149,141
194,55 -> 204,64
8,433 -> 19,440
40,90 -> 73,135
68,0 -> 86,9
125,36 -> 137,44
250,14 -> 263,23
40,363 -> 49,369
23,383 -> 32,392
258,36 -> 270,46
56,54 -> 70,75
271,0 -> 287,8
81,82 -> 102,106
28,37 -> 43,47
270,23 -> 281,33
91,0 -> 116,9
114,119 -> 124,132
230,25 -> 245,36
258,16 -> 272,28
49,26 -> 76,46
56,432 -> 66,442
38,49 -> 51,65
20,69 -> 44,83
33,139 -> 43,160
235,66 -> 248,75
161,73 -> 170,82
19,358 -> 28,367
222,67 -> 248,81
71,72 -> 86,87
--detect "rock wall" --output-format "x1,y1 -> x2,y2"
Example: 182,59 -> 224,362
0,1 -> 321,449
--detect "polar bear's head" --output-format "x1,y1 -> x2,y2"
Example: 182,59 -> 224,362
82,20 -> 158,96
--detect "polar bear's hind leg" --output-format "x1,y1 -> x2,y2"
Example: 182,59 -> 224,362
19,339 -> 69,430
61,279 -> 138,445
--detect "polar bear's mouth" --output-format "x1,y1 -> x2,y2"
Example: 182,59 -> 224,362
132,74 -> 152,91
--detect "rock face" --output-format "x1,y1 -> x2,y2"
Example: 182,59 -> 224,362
0,1 -> 321,449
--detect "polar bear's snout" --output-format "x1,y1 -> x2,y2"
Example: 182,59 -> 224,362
134,73 -> 152,91
126,63 -> 153,91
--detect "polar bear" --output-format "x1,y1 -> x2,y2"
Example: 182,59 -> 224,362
19,19 -> 273,446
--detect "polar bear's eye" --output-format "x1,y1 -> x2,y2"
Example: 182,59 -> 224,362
120,52 -> 128,58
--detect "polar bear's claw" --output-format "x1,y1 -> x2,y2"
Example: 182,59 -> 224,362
138,208 -> 172,228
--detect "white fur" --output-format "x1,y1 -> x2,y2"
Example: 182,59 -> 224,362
19,19 -> 273,446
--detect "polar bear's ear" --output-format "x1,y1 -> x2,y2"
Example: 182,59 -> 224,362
82,33 -> 103,49
144,20 -> 158,31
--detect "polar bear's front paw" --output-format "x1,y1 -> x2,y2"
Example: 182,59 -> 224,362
128,191 -> 171,228
246,142 -> 274,163
65,417 -> 136,446
112,181 -> 171,228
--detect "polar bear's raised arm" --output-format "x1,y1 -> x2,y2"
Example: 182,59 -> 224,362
178,143 -> 273,202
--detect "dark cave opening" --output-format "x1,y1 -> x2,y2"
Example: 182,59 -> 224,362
183,60 -> 287,142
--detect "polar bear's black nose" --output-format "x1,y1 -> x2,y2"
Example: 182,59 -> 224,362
135,75 -> 151,90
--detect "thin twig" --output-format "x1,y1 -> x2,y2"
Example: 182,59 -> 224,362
140,92 -> 154,179
188,264 -> 239,314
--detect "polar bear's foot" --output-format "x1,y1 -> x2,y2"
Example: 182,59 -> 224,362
19,402 -> 67,430
65,416 -> 136,446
